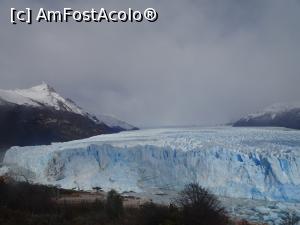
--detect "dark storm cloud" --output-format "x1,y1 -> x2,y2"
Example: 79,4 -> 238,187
1,0 -> 300,127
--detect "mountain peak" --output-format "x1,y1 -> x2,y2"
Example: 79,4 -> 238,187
0,83 -> 84,115
27,82 -> 56,93
0,84 -> 137,131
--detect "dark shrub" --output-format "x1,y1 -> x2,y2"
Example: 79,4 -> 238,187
176,183 -> 228,225
137,202 -> 171,225
105,189 -> 124,219
0,180 -> 54,213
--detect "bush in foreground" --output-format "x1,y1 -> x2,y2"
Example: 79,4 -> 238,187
105,189 -> 124,219
0,178 -> 54,213
0,178 -> 253,225
176,183 -> 228,225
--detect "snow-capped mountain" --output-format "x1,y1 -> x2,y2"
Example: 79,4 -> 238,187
0,82 -> 86,115
0,83 -> 137,130
234,102 -> 300,129
0,83 -> 136,148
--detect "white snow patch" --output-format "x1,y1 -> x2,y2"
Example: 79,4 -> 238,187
243,102 -> 300,121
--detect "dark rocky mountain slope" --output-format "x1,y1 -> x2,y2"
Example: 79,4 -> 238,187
0,83 -> 137,151
233,103 -> 300,130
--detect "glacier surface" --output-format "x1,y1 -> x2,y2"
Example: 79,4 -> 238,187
3,127 -> 300,203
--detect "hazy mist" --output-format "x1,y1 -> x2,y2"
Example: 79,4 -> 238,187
1,0 -> 300,127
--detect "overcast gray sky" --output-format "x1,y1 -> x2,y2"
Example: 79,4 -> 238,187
1,0 -> 300,127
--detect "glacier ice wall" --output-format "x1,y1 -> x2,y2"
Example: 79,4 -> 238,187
3,127 -> 300,202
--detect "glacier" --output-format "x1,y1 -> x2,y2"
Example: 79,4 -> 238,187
2,127 -> 300,203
